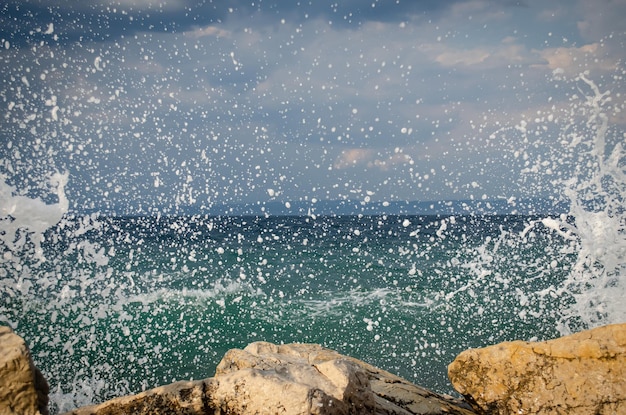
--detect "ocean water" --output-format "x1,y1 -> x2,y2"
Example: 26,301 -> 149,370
3,213 -> 575,410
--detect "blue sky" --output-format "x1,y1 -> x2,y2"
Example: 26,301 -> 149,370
1,0 -> 625,214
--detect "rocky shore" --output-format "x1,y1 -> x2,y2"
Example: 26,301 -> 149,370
1,323 -> 624,415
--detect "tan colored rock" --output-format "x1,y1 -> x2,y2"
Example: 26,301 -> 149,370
0,325 -> 50,415
212,343 -> 375,414
61,379 -> 212,415
448,323 -> 626,414
62,341 -> 476,415
212,341 -> 476,415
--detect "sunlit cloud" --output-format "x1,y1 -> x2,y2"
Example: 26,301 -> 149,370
333,149 -> 375,170
535,42 -> 619,75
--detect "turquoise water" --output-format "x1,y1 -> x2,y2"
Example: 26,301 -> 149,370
1,213 -> 576,413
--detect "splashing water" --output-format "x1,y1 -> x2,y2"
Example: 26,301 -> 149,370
0,62 -> 624,415
456,71 -> 626,336
0,172 -> 68,262
548,73 -> 626,332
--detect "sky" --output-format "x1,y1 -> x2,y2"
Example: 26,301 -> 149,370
1,0 -> 625,215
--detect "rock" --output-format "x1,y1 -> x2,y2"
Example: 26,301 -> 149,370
448,323 -> 626,414
0,325 -> 50,415
213,341 -> 476,415
62,341 -> 476,415
61,379 -> 213,415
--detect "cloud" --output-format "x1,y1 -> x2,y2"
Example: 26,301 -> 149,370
448,0 -> 513,23
333,148 -> 417,172
418,32 -> 542,71
535,42 -> 619,76
435,48 -> 491,66
0,0 -> 230,45
0,0 -> 472,47
370,153 -> 415,171
184,25 -> 231,39
333,149 -> 375,170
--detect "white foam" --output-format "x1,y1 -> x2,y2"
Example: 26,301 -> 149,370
284,287 -> 433,320
556,76 -> 625,331
0,171 -> 69,261
118,278 -> 262,307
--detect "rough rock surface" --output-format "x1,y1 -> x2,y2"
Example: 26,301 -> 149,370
64,341 -> 476,415
61,379 -> 212,415
212,341 -> 476,415
0,325 -> 50,415
448,323 -> 626,415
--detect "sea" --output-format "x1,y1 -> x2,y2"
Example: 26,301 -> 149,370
0,207 -> 622,414
1,77 -> 625,414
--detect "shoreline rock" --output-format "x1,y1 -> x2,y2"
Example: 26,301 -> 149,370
212,341 -> 475,415
60,379 -> 212,415
3,323 -> 625,415
448,322 -> 626,414
61,341 -> 475,415
0,325 -> 50,415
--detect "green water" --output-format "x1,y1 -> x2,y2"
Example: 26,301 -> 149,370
1,214 -> 574,413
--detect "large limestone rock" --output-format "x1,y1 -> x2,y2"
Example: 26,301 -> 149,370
212,341 -> 476,415
448,323 -> 626,414
0,325 -> 50,415
211,342 -> 377,414
64,341 -> 476,415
